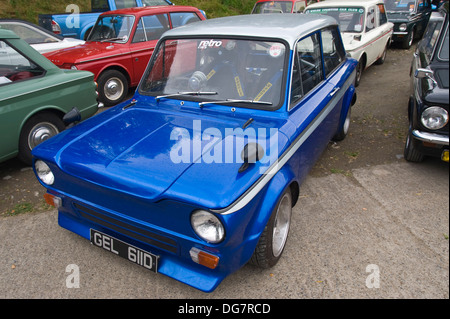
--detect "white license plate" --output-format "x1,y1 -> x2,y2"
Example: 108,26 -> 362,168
90,229 -> 159,273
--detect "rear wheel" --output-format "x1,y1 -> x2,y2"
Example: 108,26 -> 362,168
333,107 -> 351,141
375,43 -> 388,65
250,188 -> 292,269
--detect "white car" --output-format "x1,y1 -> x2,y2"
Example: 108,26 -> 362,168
0,19 -> 84,54
305,0 -> 393,86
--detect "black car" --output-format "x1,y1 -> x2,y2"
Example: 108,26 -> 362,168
385,0 -> 434,49
404,2 -> 449,162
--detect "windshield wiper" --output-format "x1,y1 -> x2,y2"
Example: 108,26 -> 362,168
199,99 -> 273,108
155,91 -> 218,102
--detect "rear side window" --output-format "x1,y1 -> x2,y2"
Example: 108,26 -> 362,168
321,27 -> 346,77
290,32 -> 323,105
170,12 -> 201,28
132,14 -> 169,43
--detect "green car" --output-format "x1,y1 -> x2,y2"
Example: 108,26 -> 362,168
0,28 -> 99,165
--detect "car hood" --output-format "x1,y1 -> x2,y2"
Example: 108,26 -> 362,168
386,11 -> 411,22
36,103 -> 290,208
43,41 -> 126,65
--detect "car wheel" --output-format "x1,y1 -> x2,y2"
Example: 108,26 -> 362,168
18,112 -> 65,165
355,60 -> 363,87
250,187 -> 292,269
333,107 -> 351,141
375,44 -> 388,65
98,70 -> 128,106
404,128 -> 424,162
402,29 -> 414,49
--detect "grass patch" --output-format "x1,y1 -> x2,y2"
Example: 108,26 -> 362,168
0,0 -> 256,24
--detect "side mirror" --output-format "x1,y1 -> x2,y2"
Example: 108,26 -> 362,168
415,68 -> 437,89
353,34 -> 362,41
239,142 -> 264,173
63,107 -> 81,126
415,68 -> 433,78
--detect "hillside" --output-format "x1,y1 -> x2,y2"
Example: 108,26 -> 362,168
0,0 -> 256,24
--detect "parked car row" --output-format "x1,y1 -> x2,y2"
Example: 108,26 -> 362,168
0,0 -> 447,293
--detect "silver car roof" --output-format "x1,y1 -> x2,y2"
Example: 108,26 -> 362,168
161,14 -> 338,48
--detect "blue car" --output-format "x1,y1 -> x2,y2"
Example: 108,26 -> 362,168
32,14 -> 357,292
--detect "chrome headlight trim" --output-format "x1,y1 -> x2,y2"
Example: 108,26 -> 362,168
421,106 -> 449,130
35,160 -> 55,186
191,210 -> 225,244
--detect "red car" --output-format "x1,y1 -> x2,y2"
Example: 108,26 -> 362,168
251,0 -> 321,14
44,6 -> 206,106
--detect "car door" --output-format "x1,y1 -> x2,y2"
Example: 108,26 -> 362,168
364,5 -> 383,67
288,27 -> 347,176
0,39 -> 46,161
130,14 -> 169,86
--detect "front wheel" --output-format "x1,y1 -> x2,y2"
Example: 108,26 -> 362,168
355,60 -> 363,87
404,128 -> 424,162
250,187 -> 292,269
402,29 -> 415,49
97,70 -> 128,106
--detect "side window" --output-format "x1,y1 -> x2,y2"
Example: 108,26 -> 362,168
366,6 -> 376,32
0,40 -> 45,85
294,1 -> 307,13
290,32 -> 323,105
132,14 -> 169,43
378,4 -> 388,26
170,12 -> 201,28
322,27 -> 346,77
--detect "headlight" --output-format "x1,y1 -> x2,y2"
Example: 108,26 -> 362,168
191,210 -> 225,244
399,23 -> 407,32
421,106 -> 449,130
35,160 -> 54,185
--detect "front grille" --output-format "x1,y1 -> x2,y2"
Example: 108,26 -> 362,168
73,203 -> 178,254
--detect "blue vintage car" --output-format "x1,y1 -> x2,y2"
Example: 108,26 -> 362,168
32,14 -> 357,292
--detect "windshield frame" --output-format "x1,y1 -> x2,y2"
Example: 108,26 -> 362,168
305,7 -> 366,33
138,35 -> 291,111
87,14 -> 136,43
384,0 -> 418,13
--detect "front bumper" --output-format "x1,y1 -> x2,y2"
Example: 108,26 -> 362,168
412,130 -> 449,145
412,130 -> 449,161
50,191 -> 262,293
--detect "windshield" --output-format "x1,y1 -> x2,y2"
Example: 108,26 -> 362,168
306,7 -> 365,33
140,38 -> 287,109
384,0 -> 416,12
88,15 -> 135,42
252,1 -> 294,13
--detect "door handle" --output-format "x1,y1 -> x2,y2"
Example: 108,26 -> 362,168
330,87 -> 340,97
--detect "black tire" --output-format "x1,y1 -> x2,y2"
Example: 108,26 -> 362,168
404,128 -> 424,162
250,188 -> 292,269
18,112 -> 65,165
333,107 -> 351,141
402,29 -> 414,49
355,60 -> 363,87
97,70 -> 128,106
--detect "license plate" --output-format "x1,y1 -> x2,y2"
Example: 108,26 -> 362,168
90,229 -> 159,273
